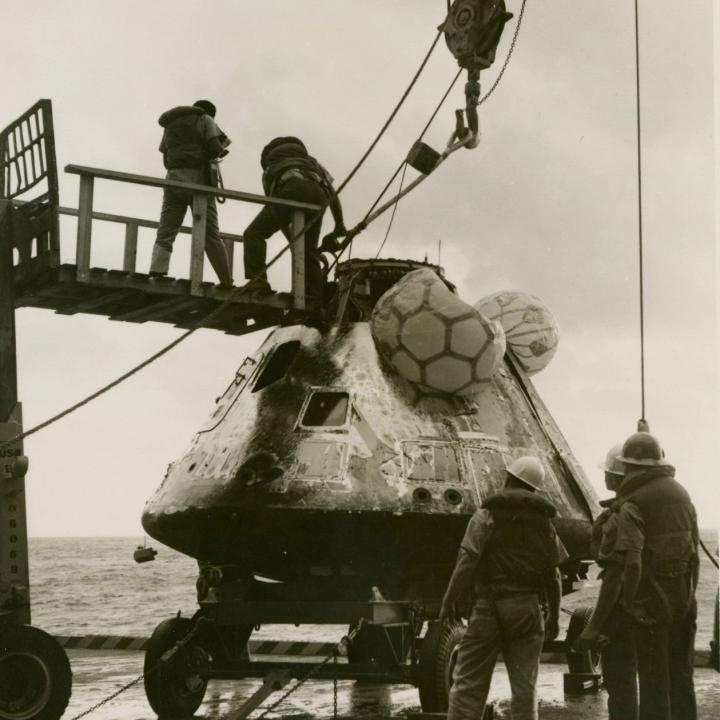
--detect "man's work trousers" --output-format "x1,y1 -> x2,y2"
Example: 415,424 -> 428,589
243,177 -> 326,305
635,574 -> 697,720
601,605 -> 638,720
447,593 -> 545,720
150,167 -> 232,286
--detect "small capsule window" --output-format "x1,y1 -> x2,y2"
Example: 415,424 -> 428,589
252,341 -> 301,392
301,391 -> 350,427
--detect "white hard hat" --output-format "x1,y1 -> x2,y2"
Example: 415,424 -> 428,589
598,444 -> 625,476
507,456 -> 545,492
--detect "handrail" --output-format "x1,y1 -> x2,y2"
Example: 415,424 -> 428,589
63,164 -> 315,308
57,206 -> 244,243
1,100 -> 60,268
13,199 -> 243,243
64,165 -> 321,212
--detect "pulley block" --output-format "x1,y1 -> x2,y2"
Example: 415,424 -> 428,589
407,141 -> 442,175
441,0 -> 513,70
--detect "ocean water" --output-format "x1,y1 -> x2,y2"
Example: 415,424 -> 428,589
28,533 -> 719,648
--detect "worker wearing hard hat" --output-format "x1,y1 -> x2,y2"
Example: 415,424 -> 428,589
149,100 -> 233,286
440,456 -> 567,720
580,432 -> 699,720
578,444 -> 639,720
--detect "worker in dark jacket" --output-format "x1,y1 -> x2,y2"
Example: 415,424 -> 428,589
578,444 -> 639,720
149,100 -> 233,286
439,457 -> 566,720
242,136 -> 345,304
614,432 -> 698,720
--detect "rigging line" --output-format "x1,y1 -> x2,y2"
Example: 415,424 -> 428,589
417,68 -> 464,143
361,68 -> 464,224
335,29 -> 443,195
477,0 -> 528,108
328,0 -> 529,276
374,162 -> 410,261
634,0 -> 646,422
0,32 -> 449,451
324,68 -> 463,279
364,160 -> 406,222
699,538 -> 719,570
339,164 -> 410,309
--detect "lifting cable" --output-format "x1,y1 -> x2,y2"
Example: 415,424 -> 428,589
327,0 -> 528,275
367,68 -> 464,223
634,0 -> 647,426
336,29 -> 443,195
0,25 -> 446,451
332,68 -> 463,270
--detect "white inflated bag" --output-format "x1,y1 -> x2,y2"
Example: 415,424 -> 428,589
371,269 -> 506,395
475,290 -> 559,374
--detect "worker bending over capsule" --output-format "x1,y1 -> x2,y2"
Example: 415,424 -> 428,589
241,136 -> 345,305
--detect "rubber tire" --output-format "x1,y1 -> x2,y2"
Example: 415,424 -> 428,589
417,621 -> 465,713
144,618 -> 209,719
0,624 -> 72,720
565,607 -> 601,674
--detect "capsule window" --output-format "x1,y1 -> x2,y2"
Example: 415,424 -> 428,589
252,341 -> 301,392
301,391 -> 350,427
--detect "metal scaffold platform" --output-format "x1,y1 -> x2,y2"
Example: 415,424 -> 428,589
4,101 -> 319,340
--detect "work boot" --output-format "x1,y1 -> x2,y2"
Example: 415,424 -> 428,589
238,278 -> 273,295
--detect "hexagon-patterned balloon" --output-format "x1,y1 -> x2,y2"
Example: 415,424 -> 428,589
474,290 -> 559,375
371,268 -> 506,395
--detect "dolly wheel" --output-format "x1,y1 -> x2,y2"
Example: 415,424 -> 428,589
0,624 -> 72,720
144,618 -> 209,719
565,607 -> 601,674
418,621 -> 465,713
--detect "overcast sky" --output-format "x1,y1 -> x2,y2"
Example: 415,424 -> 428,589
4,0 -> 717,535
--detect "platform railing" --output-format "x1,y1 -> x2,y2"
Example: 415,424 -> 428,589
1,100 -> 61,274
64,165 -> 323,309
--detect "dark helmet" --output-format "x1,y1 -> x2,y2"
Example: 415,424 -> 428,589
260,136 -> 306,169
618,432 -> 669,467
193,100 -> 216,118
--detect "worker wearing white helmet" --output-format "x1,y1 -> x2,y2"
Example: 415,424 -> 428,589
578,443 -> 639,720
440,455 -> 567,720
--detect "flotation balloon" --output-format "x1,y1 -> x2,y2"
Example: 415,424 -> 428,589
371,268 -> 506,395
475,291 -> 559,374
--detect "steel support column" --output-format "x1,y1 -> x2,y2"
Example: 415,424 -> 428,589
0,200 -> 31,624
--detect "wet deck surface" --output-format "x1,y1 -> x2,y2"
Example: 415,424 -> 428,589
67,649 -> 720,719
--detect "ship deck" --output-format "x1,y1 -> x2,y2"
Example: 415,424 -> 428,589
67,649 -> 720,719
